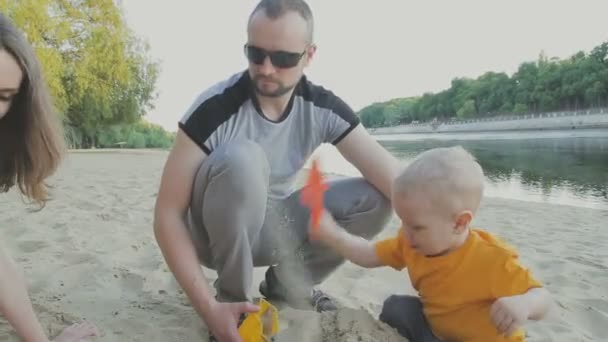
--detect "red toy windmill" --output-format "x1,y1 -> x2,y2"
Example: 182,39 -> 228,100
300,158 -> 328,239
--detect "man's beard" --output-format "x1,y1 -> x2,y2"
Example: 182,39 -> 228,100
253,76 -> 295,98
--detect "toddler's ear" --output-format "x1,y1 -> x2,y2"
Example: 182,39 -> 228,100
453,210 -> 473,234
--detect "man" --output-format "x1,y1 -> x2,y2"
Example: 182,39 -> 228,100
153,0 -> 400,341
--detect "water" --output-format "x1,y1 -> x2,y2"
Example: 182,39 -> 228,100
314,129 -> 608,210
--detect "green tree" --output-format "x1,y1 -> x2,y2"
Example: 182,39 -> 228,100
1,0 -> 161,148
513,103 -> 529,114
359,103 -> 387,128
457,99 -> 477,119
357,40 -> 608,126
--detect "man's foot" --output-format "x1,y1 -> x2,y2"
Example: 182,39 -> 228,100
259,267 -> 338,313
52,321 -> 99,342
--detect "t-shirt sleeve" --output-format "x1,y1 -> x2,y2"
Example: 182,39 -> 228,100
322,94 -> 361,145
178,92 -> 231,155
374,230 -> 408,270
491,250 -> 543,298
178,75 -> 246,155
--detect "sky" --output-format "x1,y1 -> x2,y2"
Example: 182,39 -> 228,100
120,0 -> 608,132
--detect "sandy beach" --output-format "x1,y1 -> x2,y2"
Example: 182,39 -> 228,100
1,149 -> 607,341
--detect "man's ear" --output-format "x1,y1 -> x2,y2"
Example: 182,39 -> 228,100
308,43 -> 317,56
453,210 -> 473,234
304,44 -> 317,65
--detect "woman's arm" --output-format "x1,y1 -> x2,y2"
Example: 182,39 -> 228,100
0,244 -> 49,342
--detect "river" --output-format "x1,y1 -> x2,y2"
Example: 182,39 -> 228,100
314,129 -> 608,210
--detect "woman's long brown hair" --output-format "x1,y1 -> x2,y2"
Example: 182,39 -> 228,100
0,13 -> 65,207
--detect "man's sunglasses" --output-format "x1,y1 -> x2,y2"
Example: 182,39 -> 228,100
244,44 -> 307,69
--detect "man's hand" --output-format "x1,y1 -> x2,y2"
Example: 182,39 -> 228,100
204,300 -> 259,342
490,294 -> 530,337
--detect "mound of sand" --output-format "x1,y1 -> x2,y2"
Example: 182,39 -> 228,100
274,307 -> 408,342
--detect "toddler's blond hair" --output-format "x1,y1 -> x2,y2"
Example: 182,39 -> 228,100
393,146 -> 485,217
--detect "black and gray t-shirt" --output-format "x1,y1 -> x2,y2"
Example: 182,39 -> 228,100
179,70 -> 360,199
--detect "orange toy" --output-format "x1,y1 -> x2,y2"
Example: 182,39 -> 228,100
300,158 -> 328,239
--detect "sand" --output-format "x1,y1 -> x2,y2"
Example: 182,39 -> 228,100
274,307 -> 407,342
1,149 -> 607,341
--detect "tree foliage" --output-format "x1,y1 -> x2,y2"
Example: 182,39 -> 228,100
1,0 -> 167,148
96,121 -> 175,149
359,42 -> 608,128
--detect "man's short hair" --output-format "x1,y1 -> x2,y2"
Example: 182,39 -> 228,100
249,0 -> 314,43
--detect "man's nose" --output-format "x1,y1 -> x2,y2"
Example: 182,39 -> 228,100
258,56 -> 276,75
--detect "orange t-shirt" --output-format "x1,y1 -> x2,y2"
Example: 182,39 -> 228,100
374,228 -> 542,342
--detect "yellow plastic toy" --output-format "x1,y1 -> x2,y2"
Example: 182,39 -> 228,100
238,298 -> 280,342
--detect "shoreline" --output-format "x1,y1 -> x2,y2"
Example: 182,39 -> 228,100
373,127 -> 608,139
369,110 -> 608,135
300,169 -> 608,212
61,148 -> 607,212
373,124 -> 608,135
65,127 -> 608,155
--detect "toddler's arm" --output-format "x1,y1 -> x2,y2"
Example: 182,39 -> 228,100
312,210 -> 382,268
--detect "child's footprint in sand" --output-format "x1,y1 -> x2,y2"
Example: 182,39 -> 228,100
18,240 -> 49,253
113,268 -> 145,293
574,304 -> 608,339
63,252 -> 96,266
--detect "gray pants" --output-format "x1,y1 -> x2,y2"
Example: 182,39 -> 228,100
186,139 -> 392,303
379,295 -> 442,342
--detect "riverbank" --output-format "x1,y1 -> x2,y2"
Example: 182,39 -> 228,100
369,109 -> 608,134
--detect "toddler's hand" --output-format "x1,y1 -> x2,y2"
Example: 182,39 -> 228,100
309,209 -> 337,241
490,294 -> 530,337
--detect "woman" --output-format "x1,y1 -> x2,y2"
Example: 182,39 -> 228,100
0,13 -> 98,341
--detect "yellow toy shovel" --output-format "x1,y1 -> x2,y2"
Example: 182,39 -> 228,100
238,298 -> 279,342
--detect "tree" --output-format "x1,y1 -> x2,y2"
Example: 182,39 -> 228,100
457,99 -> 476,119
513,103 -> 529,114
357,40 -> 608,126
1,0 -> 161,148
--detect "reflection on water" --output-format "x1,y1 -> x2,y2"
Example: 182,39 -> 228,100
313,130 -> 608,210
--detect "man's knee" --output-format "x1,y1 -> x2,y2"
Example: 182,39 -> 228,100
191,139 -> 270,213
190,139 -> 270,259
202,139 -> 269,187
326,177 -> 392,238
364,184 -> 392,236
199,139 -> 269,216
